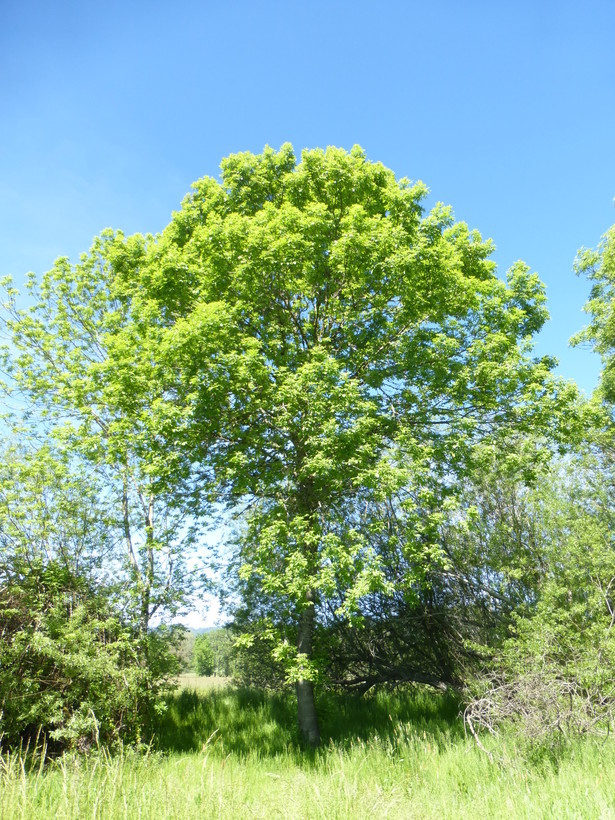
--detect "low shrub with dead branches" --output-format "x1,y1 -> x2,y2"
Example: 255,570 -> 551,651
464,669 -> 615,755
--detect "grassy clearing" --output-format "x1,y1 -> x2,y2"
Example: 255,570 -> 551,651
175,674 -> 232,692
1,687 -> 614,819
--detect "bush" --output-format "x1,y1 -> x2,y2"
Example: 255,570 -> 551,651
192,633 -> 215,676
0,559 -> 180,752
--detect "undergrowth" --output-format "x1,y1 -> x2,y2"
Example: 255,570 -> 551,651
1,685 -> 614,819
154,685 -> 463,757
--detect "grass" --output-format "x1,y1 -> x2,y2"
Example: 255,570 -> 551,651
174,674 -> 232,692
155,684 -> 464,757
1,684 -> 615,819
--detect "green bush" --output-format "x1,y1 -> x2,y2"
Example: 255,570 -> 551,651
0,559 -> 180,752
192,633 -> 215,676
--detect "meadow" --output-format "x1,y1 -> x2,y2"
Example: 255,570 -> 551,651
1,681 -> 615,819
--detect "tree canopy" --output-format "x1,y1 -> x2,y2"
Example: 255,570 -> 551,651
135,144 -> 568,744
0,144 -> 581,748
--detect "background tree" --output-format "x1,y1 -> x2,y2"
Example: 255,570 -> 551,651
573,223 -> 615,403
141,145 -> 569,744
0,234 -> 204,638
205,628 -> 235,677
0,441 -> 181,751
193,633 -> 215,676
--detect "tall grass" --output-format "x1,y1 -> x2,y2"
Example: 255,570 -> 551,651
155,685 -> 463,757
1,685 -> 614,819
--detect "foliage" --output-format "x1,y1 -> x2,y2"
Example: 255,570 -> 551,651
0,441 -> 182,752
137,144 -> 568,743
0,558 -> 180,752
457,220 -> 615,749
0,232 -> 203,635
228,626 -> 288,690
203,628 -> 235,677
0,144 -> 596,752
465,450 -> 615,747
573,223 -> 615,402
0,440 -> 115,582
192,633 -> 215,676
190,628 -> 242,678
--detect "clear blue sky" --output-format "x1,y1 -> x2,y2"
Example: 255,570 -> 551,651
2,0 -> 614,396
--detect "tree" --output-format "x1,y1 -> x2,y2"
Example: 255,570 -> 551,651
140,145 -> 566,744
192,633 -> 216,676
573,223 -> 615,402
0,233 -> 204,638
191,629 -> 235,678
0,442 -> 181,751
204,628 -> 235,676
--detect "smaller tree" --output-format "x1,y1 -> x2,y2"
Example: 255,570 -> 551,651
192,629 -> 236,677
0,232 -> 204,641
0,441 -> 181,752
193,633 -> 215,676
465,451 -> 615,748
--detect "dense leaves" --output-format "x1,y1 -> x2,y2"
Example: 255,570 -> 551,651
0,559 -> 180,752
138,145 -> 569,743
2,146 -> 609,752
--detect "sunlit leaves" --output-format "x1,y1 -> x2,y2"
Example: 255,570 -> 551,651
140,144 -> 565,695
573,224 -> 615,403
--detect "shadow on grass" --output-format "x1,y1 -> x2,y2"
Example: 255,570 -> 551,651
153,684 -> 464,760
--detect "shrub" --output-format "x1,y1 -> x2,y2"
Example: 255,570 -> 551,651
192,633 -> 215,676
0,559 -> 179,752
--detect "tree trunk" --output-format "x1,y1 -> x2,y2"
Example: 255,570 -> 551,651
141,493 -> 155,637
296,591 -> 320,746
294,474 -> 321,746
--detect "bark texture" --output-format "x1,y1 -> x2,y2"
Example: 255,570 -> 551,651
296,591 -> 320,746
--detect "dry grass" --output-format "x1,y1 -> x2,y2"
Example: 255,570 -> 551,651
175,674 -> 232,691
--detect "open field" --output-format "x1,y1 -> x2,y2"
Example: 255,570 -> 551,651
1,687 -> 614,819
175,674 -> 233,691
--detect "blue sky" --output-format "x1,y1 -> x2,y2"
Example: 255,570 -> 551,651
2,0 -> 613,397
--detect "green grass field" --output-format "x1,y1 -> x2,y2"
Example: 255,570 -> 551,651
1,683 -> 614,819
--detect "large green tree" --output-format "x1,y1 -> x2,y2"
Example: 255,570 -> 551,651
140,145 -> 566,744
